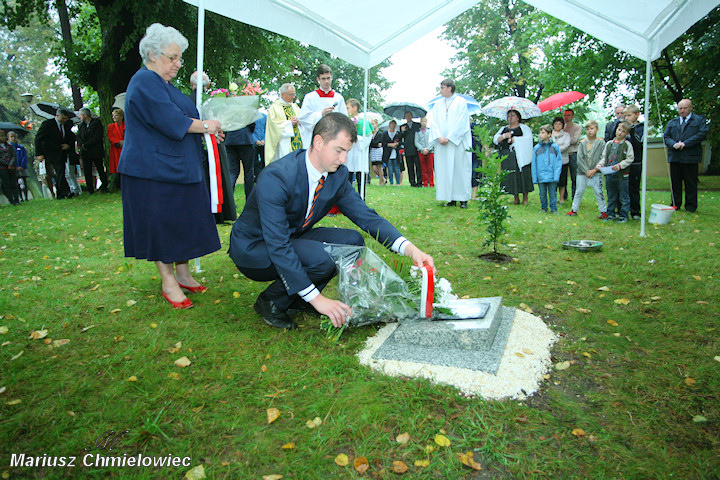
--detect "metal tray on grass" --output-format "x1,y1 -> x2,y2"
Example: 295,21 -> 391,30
562,240 -> 603,252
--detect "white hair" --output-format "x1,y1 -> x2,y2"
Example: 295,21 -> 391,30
139,23 -> 188,64
279,83 -> 295,94
79,107 -> 92,116
190,71 -> 210,87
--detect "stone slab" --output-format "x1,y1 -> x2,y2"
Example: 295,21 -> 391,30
371,306 -> 516,375
391,296 -> 503,351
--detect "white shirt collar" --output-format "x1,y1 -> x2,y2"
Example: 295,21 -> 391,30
305,150 -> 325,184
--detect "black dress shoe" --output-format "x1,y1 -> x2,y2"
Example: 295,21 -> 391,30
254,296 -> 297,329
287,299 -> 319,316
444,201 -> 457,207
460,201 -> 468,209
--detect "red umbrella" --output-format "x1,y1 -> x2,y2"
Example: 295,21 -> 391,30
537,91 -> 587,113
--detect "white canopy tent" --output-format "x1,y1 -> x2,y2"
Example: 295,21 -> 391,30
185,0 -> 719,236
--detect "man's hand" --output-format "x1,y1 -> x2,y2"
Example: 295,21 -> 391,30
404,243 -> 435,273
60,143 -> 70,151
309,294 -> 353,328
438,137 -> 449,146
673,142 -> 685,150
321,106 -> 335,116
291,117 -> 299,126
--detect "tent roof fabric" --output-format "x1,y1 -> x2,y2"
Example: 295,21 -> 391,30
183,0 -> 719,68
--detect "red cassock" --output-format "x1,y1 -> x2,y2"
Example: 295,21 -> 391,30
106,121 -> 125,174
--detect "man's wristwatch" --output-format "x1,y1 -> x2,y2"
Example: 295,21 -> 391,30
203,122 -> 209,133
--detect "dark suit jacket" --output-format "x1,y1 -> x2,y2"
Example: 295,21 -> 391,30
401,121 -> 421,156
228,149 -> 403,296
663,114 -> 709,164
35,118 -> 76,164
118,67 -> 203,184
77,117 -> 106,160
381,130 -> 401,163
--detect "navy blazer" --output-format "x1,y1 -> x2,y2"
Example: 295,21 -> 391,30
118,67 -> 203,184
229,149 -> 403,296
663,114 -> 708,164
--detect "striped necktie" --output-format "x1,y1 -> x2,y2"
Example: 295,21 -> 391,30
303,176 -> 325,228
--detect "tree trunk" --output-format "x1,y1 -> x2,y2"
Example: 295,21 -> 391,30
54,0 -> 83,110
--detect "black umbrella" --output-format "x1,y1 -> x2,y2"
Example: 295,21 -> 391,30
30,102 -> 77,120
383,102 -> 427,119
0,122 -> 31,139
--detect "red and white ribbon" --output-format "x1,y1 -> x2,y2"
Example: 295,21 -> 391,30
420,265 -> 434,318
204,133 -> 223,214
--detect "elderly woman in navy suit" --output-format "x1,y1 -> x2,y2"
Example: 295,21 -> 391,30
118,23 -> 224,309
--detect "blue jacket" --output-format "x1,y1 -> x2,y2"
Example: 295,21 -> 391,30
228,149 -> 403,296
531,140 -> 562,184
118,67 -> 203,184
10,142 -> 27,170
252,113 -> 266,143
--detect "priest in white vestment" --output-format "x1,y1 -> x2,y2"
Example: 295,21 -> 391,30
265,83 -> 302,163
298,64 -> 348,149
429,78 -> 472,208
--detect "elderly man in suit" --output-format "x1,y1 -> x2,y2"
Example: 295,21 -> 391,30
229,113 -> 434,330
77,107 -> 109,193
34,108 -> 75,199
663,99 -> 709,212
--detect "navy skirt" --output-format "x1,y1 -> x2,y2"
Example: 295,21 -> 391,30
122,175 -> 221,263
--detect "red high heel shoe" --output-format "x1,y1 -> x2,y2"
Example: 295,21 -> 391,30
162,291 -> 194,309
178,283 -> 208,294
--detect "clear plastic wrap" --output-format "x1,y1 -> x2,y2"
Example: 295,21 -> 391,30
323,244 -> 419,326
201,96 -> 263,131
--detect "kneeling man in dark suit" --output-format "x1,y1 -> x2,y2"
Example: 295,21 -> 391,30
229,113 -> 435,329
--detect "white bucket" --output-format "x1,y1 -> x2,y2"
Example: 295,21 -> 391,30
648,204 -> 675,225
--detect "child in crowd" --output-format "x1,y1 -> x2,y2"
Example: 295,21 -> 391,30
8,131 -> 29,201
568,120 -> 607,218
595,121 -> 635,222
623,105 -> 644,219
531,124 -> 563,213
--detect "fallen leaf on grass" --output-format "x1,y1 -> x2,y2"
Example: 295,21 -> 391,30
607,319 -> 618,326
597,286 -> 610,291
571,428 -> 586,437
6,399 -> 21,405
555,361 -> 571,370
81,325 -> 96,332
396,432 -> 410,444
424,445 -> 435,454
522,348 -> 533,355
126,300 -> 137,307
30,329 -> 48,340
457,451 -> 482,470
518,303 -> 533,314
334,453 -> 349,466
126,376 -> 138,382
391,460 -> 408,473
650,296 -> 661,301
174,356 -> 191,368
353,456 -> 369,473
233,291 -> 241,298
167,372 -> 180,380
697,301 -> 709,305
414,459 -> 430,467
306,417 -> 322,428
150,323 -> 157,329
0,387 -> 5,395
110,309 -> 121,314
10,351 -> 24,361
692,275 -> 702,281
576,308 -> 591,314
0,326 -> 7,334
693,415 -> 707,423
566,280 -> 577,285
614,298 -> 630,305
266,408 -> 281,424
261,365 -> 268,372
434,434 -> 451,447
192,405 -> 204,413
544,304 -> 554,310
714,356 -> 720,363
516,415 -> 529,424
262,475 -> 283,480
282,442 -> 295,450
684,377 -> 696,386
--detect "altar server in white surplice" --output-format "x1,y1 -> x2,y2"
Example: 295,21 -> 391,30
265,83 -> 302,163
298,64 -> 348,149
428,78 -> 472,208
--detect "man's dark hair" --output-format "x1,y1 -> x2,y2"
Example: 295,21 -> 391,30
311,112 -> 357,149
57,108 -> 73,117
441,78 -> 456,93
317,64 -> 332,77
564,108 -> 574,114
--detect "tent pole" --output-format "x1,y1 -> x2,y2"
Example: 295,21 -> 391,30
361,67 -> 369,201
640,57 -> 650,237
194,0 -> 206,273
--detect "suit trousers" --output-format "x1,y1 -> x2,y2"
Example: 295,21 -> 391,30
238,227 -> 365,311
405,153 -> 421,186
49,159 -> 71,198
82,156 -> 108,193
670,162 -> 698,212
226,145 -> 256,199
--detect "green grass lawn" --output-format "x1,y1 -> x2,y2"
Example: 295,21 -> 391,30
1,179 -> 718,479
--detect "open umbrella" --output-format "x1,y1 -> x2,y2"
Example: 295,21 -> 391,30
358,111 -> 384,124
481,96 -> 541,120
0,122 -> 31,139
29,102 -> 77,120
383,102 -> 427,119
537,91 -> 587,113
427,94 -> 483,115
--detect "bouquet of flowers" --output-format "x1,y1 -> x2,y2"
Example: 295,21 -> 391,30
201,81 -> 264,131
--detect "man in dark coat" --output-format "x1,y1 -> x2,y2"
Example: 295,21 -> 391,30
401,111 -> 421,187
663,99 -> 709,212
77,108 -> 109,193
34,109 -> 75,199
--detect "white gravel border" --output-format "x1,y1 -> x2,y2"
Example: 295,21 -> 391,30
357,310 -> 557,400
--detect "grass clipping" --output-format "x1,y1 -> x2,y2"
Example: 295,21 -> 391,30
357,309 -> 557,400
